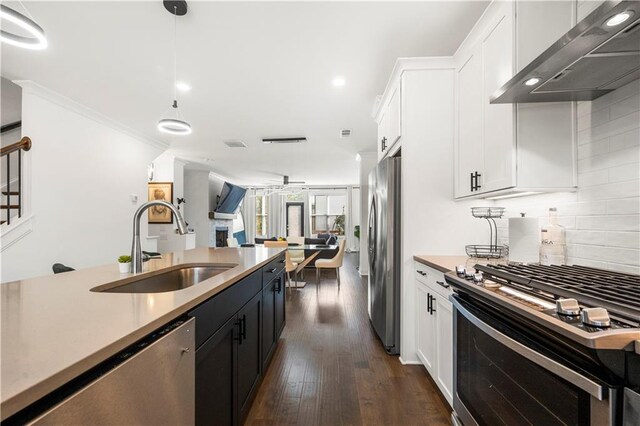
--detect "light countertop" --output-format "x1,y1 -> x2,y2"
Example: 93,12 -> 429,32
1,247 -> 284,420
413,255 -> 470,273
414,255 -> 508,273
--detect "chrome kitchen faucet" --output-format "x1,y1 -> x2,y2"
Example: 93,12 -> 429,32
131,200 -> 188,273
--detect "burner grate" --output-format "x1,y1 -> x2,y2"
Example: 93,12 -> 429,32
475,264 -> 640,323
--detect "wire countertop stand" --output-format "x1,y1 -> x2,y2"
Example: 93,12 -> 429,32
466,207 -> 508,259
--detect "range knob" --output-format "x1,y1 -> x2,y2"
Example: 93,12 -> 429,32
464,270 -> 475,280
556,298 -> 580,316
473,272 -> 484,284
455,265 -> 466,277
580,308 -> 611,328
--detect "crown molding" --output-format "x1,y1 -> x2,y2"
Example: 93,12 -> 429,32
372,56 -> 455,120
13,80 -> 169,151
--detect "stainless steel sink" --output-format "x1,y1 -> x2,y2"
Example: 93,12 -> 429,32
91,264 -> 235,293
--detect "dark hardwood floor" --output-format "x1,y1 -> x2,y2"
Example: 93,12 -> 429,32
246,253 -> 451,426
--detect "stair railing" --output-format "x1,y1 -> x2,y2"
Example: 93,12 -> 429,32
1,136 -> 32,226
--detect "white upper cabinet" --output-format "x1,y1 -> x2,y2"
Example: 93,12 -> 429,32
481,9 -> 516,194
387,85 -> 402,149
456,49 -> 484,198
377,107 -> 388,161
454,0 -> 577,199
375,80 -> 402,161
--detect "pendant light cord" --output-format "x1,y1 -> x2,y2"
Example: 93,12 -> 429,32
173,6 -> 178,106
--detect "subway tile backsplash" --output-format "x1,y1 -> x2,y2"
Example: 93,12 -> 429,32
496,80 -> 640,274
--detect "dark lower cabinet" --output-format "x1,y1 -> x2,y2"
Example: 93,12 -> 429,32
275,274 -> 286,337
192,255 -> 286,426
237,292 -> 263,422
194,293 -> 263,426
262,271 -> 285,370
262,277 -> 277,370
195,316 -> 238,426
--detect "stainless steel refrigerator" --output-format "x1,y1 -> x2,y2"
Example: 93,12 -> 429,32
368,157 -> 401,355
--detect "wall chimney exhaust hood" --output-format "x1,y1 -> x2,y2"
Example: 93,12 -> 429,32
491,1 -> 640,104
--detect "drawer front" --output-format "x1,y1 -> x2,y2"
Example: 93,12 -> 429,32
262,254 -> 286,282
415,262 -> 452,299
415,262 -> 429,285
189,270 -> 262,348
426,269 -> 452,300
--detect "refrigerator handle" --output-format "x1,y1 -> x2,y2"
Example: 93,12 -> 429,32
368,196 -> 377,276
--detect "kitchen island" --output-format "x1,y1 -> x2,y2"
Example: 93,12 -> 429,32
1,246 -> 285,422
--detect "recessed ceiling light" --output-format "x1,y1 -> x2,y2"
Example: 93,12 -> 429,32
332,76 -> 346,87
355,153 -> 361,162
176,81 -> 191,92
524,77 -> 541,86
605,11 -> 632,27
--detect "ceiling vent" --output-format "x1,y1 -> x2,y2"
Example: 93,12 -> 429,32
262,137 -> 307,144
340,129 -> 352,138
224,140 -> 247,148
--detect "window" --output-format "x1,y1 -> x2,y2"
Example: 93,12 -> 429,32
310,194 -> 346,235
255,195 -> 269,237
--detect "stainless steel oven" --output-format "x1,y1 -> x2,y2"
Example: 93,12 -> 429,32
451,295 -> 618,426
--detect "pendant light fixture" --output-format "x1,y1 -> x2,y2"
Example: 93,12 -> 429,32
0,3 -> 47,50
157,1 -> 192,135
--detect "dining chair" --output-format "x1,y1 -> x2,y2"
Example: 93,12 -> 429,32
286,236 -> 305,278
315,239 -> 346,288
264,240 -> 298,288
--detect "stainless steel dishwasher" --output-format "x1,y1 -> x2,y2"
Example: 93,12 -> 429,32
28,317 -> 195,425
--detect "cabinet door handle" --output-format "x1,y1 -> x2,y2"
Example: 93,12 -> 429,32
475,172 -> 482,190
436,280 -> 450,289
470,172 -> 474,192
382,137 -> 387,151
416,270 -> 426,276
428,294 -> 437,315
268,268 -> 277,273
241,315 -> 247,341
276,278 -> 282,293
234,319 -> 243,344
427,293 -> 431,313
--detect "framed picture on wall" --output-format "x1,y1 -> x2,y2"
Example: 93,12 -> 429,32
147,182 -> 173,224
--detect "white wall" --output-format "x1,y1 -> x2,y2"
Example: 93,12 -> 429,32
495,80 -> 640,274
358,152 -> 377,274
1,82 -> 165,282
209,173 -> 225,212
348,186 -> 361,252
149,152 -> 189,253
184,169 -> 211,248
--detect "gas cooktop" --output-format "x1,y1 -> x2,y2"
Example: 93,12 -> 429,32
445,263 -> 640,350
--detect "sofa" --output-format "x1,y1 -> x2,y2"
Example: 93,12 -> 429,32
304,235 -> 339,266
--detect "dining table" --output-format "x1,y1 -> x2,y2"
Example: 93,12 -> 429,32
281,244 -> 338,288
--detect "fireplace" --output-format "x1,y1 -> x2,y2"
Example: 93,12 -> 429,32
209,217 -> 234,247
215,227 -> 229,247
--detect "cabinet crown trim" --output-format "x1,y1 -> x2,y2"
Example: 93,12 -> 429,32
372,57 -> 455,120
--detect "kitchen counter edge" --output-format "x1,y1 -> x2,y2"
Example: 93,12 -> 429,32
1,247 -> 285,421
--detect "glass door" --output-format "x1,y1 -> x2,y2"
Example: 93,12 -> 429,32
286,202 -> 304,237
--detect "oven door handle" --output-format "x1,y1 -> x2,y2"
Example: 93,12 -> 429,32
453,297 -> 606,400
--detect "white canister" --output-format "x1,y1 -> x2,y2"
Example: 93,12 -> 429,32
509,214 -> 540,264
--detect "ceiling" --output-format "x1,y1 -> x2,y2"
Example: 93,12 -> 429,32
1,1 -> 488,185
